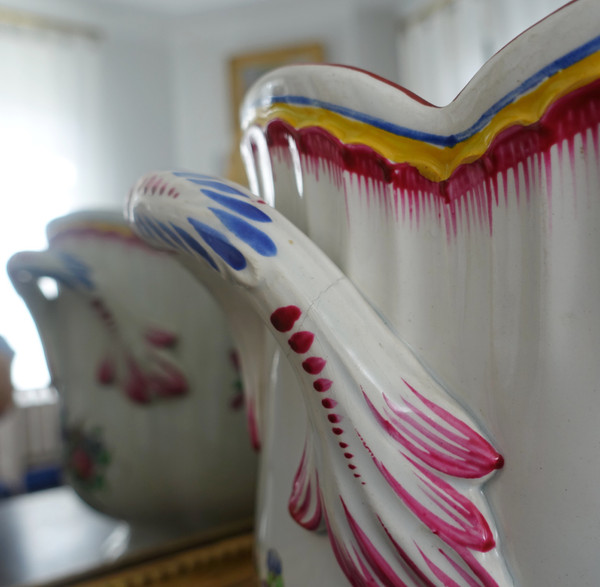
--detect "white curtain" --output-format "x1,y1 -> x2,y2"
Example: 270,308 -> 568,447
0,21 -> 103,390
397,0 -> 569,106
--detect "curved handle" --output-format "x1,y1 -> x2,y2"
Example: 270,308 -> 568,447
127,171 -> 510,586
7,250 -> 71,380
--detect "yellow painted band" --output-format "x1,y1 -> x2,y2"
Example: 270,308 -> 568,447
50,221 -> 134,239
246,51 -> 600,182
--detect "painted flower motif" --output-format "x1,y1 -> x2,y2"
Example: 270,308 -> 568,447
264,548 -> 284,587
64,426 -> 110,490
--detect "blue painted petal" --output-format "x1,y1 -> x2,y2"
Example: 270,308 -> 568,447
209,207 -> 277,257
172,171 -> 213,180
157,221 -> 186,249
200,188 -> 271,222
192,180 -> 251,199
170,223 -> 219,271
187,217 -> 246,270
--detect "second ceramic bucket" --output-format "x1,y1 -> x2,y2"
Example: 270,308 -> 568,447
8,210 -> 257,529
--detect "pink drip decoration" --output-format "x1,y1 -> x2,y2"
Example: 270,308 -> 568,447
148,357 -> 188,398
90,298 -> 189,405
145,328 -> 178,348
325,509 -> 387,587
263,78 -> 600,237
302,357 -> 327,374
288,443 -> 323,530
141,174 -> 179,199
270,305 -> 302,332
246,399 -> 261,451
288,331 -> 315,353
340,499 -> 412,587
125,358 -> 151,404
96,356 -> 116,385
314,378 -> 333,391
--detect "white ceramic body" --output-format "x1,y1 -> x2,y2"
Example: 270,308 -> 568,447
237,1 -> 600,585
8,211 -> 256,528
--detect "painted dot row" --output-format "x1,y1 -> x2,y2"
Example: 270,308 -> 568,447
270,305 -> 363,482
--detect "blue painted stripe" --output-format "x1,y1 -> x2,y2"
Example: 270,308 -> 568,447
157,221 -> 187,249
58,253 -> 94,289
136,214 -> 159,242
144,216 -> 174,248
209,207 -> 277,257
172,171 -> 214,180
189,179 -> 250,198
188,217 -> 247,270
170,223 -> 219,271
254,35 -> 600,148
201,188 -> 271,222
133,214 -> 154,240
171,172 -> 251,198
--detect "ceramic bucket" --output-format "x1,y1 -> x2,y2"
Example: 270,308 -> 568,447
8,210 -> 257,529
128,0 -> 600,584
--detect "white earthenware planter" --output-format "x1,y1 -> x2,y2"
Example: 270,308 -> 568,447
8,211 -> 256,529
128,0 -> 600,584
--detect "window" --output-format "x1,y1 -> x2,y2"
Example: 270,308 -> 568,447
0,16 -> 103,390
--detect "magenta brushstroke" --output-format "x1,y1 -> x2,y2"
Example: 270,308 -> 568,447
416,546 -> 465,587
378,519 -> 438,586
302,356 -> 327,374
96,356 -> 115,385
361,382 -> 502,478
314,378 -> 333,391
324,510 -> 383,587
374,457 -> 494,552
288,331 -> 315,353
343,499 -> 413,587
124,358 -> 151,404
436,548 -> 487,587
145,328 -> 178,348
149,357 -> 188,397
288,443 -> 323,530
270,305 -> 302,332
246,398 -> 261,451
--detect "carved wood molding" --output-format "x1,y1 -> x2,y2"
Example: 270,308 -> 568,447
74,532 -> 257,587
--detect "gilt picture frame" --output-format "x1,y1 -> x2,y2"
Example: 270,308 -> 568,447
229,42 -> 324,128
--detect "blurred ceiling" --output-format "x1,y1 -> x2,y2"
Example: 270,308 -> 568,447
88,0 -> 411,16
90,0 -> 285,15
